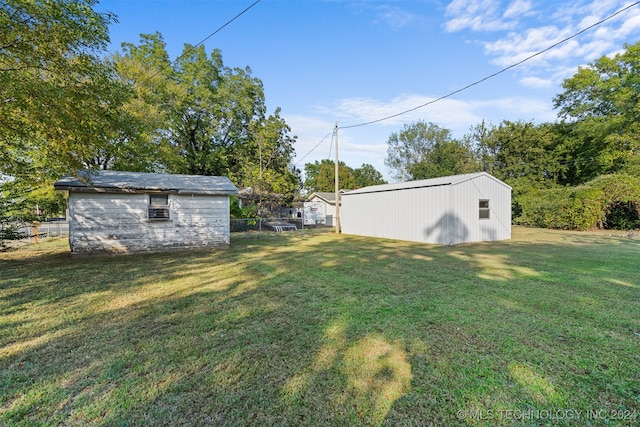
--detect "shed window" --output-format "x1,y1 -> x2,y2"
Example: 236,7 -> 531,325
479,199 -> 490,219
148,194 -> 170,220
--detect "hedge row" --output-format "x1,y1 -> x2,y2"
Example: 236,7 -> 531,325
514,174 -> 640,230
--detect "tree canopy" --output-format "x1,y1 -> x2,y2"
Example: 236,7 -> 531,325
114,33 -> 299,197
380,41 -> 640,229
2,2 -> 639,230
303,160 -> 386,193
1,0 -> 118,218
1,0 -> 116,162
384,121 -> 455,181
304,160 -> 355,193
553,41 -> 640,181
352,163 -> 387,188
0,12 -> 301,219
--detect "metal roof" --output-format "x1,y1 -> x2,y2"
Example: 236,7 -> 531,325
54,170 -> 237,195
342,172 -> 511,196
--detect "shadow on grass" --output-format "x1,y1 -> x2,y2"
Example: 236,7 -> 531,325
1,230 -> 639,426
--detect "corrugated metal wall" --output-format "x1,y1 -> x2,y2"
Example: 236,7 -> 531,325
341,185 -> 452,244
449,174 -> 511,244
341,174 -> 511,245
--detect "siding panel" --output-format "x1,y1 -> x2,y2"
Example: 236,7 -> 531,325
341,173 -> 511,245
68,193 -> 230,255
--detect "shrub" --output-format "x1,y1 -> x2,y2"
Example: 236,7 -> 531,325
515,174 -> 640,230
606,201 -> 640,229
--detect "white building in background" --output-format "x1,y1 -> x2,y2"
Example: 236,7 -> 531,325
340,172 -> 511,245
302,191 -> 348,226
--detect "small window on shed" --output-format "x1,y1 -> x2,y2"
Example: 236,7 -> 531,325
479,199 -> 490,219
148,194 -> 170,220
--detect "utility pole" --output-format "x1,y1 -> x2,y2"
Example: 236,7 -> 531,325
334,122 -> 340,234
258,135 -> 262,215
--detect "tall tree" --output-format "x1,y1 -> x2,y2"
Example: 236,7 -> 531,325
115,34 -> 300,198
352,163 -> 386,188
304,160 -> 355,192
466,120 -> 496,172
384,121 -> 453,181
0,0 -> 115,159
471,120 -> 565,186
554,40 -> 640,181
0,0 -> 122,220
169,44 -> 265,177
44,59 -> 151,173
113,32 -> 179,172
239,108 -> 300,196
410,139 -> 480,179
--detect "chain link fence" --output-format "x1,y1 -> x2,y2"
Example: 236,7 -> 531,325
230,218 -> 333,239
1,217 -> 333,248
0,219 -> 69,249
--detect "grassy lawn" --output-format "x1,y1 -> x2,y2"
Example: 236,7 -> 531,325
1,227 -> 639,426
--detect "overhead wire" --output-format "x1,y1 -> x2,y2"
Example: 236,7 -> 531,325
294,1 -> 640,166
340,1 -> 640,130
293,131 -> 333,168
187,0 -> 262,52
126,0 -> 637,171
134,0 -> 263,87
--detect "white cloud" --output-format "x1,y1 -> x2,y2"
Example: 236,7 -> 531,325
317,93 -> 557,134
290,95 -> 465,175
470,96 -> 557,124
444,0 -> 511,32
287,91 -> 558,168
286,115 -> 335,167
372,5 -> 420,29
447,1 -> 640,93
552,0 -> 620,24
444,0 -> 534,32
285,90 -> 560,181
519,76 -> 553,88
483,25 -> 571,67
576,38 -> 616,61
323,94 -> 483,130
345,1 -> 424,30
338,137 -> 388,166
551,64 -> 585,83
503,0 -> 533,19
609,8 -> 640,38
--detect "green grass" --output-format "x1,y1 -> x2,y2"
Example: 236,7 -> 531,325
1,227 -> 639,426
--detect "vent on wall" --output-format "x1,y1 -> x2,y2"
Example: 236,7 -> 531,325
149,194 -> 170,220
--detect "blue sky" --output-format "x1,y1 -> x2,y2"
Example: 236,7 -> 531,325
98,0 -> 640,181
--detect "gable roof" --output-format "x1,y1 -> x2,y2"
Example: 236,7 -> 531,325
342,172 -> 511,196
54,170 -> 237,195
306,190 -> 350,204
307,192 -> 336,203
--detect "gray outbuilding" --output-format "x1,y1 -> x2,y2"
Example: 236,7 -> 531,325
340,172 -> 511,245
54,170 -> 237,255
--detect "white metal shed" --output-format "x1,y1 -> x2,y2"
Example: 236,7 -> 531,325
340,172 -> 511,245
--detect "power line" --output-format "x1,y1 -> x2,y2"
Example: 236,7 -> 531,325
285,1 -> 640,170
183,0 -> 262,58
341,1 -> 640,130
136,0 -> 262,86
293,131 -> 333,167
